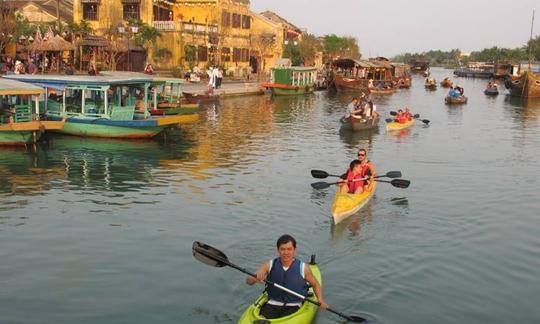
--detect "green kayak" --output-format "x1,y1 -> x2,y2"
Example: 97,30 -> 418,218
237,263 -> 322,324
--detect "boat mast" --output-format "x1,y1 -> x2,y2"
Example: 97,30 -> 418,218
528,10 -> 535,70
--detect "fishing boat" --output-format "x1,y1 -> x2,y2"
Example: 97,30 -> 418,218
505,71 -> 540,98
182,91 -> 219,104
238,260 -> 321,323
340,116 -> 380,131
331,182 -> 377,224
261,66 -> 317,96
0,78 -> 64,146
440,78 -> 453,88
445,95 -> 468,104
391,62 -> 412,88
386,119 -> 415,131
5,72 -> 186,139
409,58 -> 430,75
330,58 -> 393,94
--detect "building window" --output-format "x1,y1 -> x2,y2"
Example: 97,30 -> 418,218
82,4 -> 98,21
233,48 -> 241,62
221,11 -> 230,27
198,46 -> 208,62
241,15 -> 250,29
153,5 -> 172,21
241,48 -> 249,62
221,47 -> 231,62
232,13 -> 241,28
123,4 -> 140,20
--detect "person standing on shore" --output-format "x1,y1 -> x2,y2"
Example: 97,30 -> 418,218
215,67 -> 223,89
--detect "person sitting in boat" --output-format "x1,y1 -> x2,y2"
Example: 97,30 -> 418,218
246,234 -> 328,319
342,97 -> 362,121
394,109 -> 408,123
455,85 -> 464,96
404,107 -> 413,121
363,100 -> 379,119
449,87 -> 460,98
338,159 -> 366,194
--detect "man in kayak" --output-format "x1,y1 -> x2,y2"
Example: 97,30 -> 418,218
338,149 -> 377,194
394,109 -> 408,123
246,234 -> 328,319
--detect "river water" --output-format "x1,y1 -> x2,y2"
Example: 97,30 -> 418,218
1,68 -> 539,324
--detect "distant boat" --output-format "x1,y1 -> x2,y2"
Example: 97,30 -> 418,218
505,71 -> 540,98
445,95 -> 468,104
440,78 -> 453,88
261,66 -> 317,96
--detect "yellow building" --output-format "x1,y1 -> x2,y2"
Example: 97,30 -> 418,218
72,0 -> 285,74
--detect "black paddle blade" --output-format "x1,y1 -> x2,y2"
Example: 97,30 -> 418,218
421,119 -> 430,124
311,170 -> 329,179
414,113 -> 420,118
311,181 -> 332,189
385,118 -> 393,123
348,315 -> 368,322
391,179 -> 411,188
192,241 -> 229,267
389,111 -> 397,116
382,171 -> 402,178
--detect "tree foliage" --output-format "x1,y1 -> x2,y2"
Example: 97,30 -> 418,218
323,34 -> 360,60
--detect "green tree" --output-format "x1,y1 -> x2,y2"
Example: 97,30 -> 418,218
297,33 -> 321,65
128,19 -> 161,51
322,34 -> 360,60
282,42 -> 302,66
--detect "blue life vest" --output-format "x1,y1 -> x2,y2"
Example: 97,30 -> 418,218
267,258 -> 308,304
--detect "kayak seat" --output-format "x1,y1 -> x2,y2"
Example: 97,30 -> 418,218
254,320 -> 270,324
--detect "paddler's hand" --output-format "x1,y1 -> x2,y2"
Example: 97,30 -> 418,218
319,299 -> 329,309
254,269 -> 266,283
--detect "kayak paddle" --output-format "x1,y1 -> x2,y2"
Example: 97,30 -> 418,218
192,241 -> 367,323
311,170 -> 402,180
311,178 -> 410,190
390,111 -> 430,125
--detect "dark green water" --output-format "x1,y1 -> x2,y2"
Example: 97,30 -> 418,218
1,68 -> 539,323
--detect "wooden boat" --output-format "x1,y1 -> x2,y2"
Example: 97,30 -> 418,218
445,95 -> 468,104
331,182 -> 377,224
505,71 -> 540,98
391,62 -> 412,88
424,78 -> 437,90
340,116 -> 379,131
333,74 -> 369,92
238,260 -> 321,324
386,119 -> 415,131
440,78 -> 453,88
0,78 -> 65,146
395,77 -> 411,88
5,72 -> 184,139
368,86 -> 395,94
182,91 -> 219,104
409,58 -> 430,74
150,78 -> 201,112
484,87 -> 499,96
261,66 -> 317,96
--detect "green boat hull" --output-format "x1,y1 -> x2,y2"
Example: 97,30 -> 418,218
238,263 -> 321,324
57,123 -> 166,139
0,130 -> 41,146
272,86 -> 314,96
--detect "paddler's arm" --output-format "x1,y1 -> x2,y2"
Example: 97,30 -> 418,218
246,261 -> 269,285
304,265 -> 328,309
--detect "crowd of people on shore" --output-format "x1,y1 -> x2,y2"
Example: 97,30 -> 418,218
0,54 -> 74,75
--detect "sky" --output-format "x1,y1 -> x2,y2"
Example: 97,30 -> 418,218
250,0 -> 539,57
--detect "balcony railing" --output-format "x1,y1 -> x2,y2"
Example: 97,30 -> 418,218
153,21 -> 176,31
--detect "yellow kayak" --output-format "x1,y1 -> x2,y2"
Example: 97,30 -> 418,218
386,119 -> 415,131
331,182 -> 377,224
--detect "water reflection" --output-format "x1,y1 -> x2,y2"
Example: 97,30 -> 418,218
330,204 -> 374,242
339,127 -> 378,150
503,96 -> 540,127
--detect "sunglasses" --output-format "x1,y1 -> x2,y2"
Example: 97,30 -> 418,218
358,153 -> 365,156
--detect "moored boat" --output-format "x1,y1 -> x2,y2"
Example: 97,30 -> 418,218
331,182 -> 377,224
0,78 -> 64,146
445,95 -> 468,104
386,119 -> 415,131
5,72 -> 183,139
237,262 -> 321,324
424,78 -> 437,90
368,86 -> 395,94
505,71 -> 540,98
261,66 -> 317,96
340,116 -> 379,131
182,91 -> 219,104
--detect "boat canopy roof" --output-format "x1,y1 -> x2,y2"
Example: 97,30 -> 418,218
333,58 -> 390,69
152,77 -> 185,85
0,77 -> 44,95
4,72 -> 153,90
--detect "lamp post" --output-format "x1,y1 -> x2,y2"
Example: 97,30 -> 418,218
117,23 -> 138,71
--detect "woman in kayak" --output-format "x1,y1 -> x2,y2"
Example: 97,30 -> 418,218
246,234 -> 328,319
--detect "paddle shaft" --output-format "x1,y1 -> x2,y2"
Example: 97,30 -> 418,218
194,246 -> 360,322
